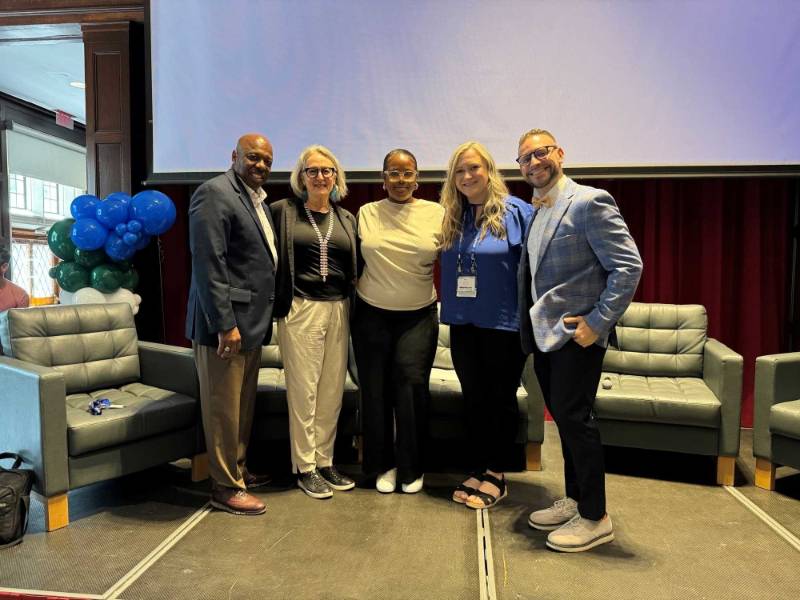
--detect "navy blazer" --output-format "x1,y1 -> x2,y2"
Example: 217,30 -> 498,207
185,169 -> 277,351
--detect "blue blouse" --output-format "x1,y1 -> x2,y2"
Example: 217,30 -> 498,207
440,195 -> 534,332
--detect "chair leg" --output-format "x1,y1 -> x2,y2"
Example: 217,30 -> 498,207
526,442 -> 542,471
191,453 -> 209,482
44,493 -> 69,531
716,456 -> 736,486
754,458 -> 776,491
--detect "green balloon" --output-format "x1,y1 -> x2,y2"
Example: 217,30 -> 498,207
91,264 -> 122,293
74,247 -> 106,269
47,218 -> 76,261
119,267 -> 139,291
48,265 -> 59,278
56,261 -> 90,292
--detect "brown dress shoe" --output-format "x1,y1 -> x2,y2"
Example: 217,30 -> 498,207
211,487 -> 266,515
243,470 -> 272,489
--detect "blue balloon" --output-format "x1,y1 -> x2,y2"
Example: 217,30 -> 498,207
131,190 -> 177,235
96,198 -> 129,229
105,232 -> 136,261
127,219 -> 143,234
71,218 -> 109,251
105,192 -> 132,212
134,234 -> 152,250
115,223 -> 128,236
70,195 -> 101,220
123,232 -> 140,246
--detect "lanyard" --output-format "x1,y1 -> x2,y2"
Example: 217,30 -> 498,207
456,210 -> 481,275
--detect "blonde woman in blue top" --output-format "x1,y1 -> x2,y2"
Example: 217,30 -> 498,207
440,141 -> 533,509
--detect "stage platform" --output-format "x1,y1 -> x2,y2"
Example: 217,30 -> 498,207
1,424 -> 798,600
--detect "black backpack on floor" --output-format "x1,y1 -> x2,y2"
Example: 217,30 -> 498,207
0,452 -> 35,549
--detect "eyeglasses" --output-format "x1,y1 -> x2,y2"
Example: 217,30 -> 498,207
515,145 -> 558,167
303,167 -> 337,179
383,170 -> 418,182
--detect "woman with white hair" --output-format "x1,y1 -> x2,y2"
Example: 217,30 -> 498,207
270,145 -> 358,499
439,141 -> 533,509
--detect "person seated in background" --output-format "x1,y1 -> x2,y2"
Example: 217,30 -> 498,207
352,149 -> 444,495
270,145 -> 358,500
439,141 -> 533,509
0,245 -> 30,312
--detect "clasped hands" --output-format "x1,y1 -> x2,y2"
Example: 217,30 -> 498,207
563,315 -> 599,348
217,326 -> 242,359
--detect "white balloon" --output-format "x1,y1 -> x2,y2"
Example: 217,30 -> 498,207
59,289 -> 75,305
105,288 -> 141,315
73,287 -> 106,305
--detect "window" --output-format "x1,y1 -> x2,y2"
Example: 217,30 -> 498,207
43,181 -> 59,215
9,236 -> 57,305
58,183 -> 82,217
9,173 -> 26,209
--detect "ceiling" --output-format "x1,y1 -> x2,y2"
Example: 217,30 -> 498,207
0,24 -> 86,123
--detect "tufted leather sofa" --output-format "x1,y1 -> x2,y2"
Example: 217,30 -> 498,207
0,303 -> 204,530
594,302 -> 743,485
428,320 -> 545,471
753,352 -> 800,489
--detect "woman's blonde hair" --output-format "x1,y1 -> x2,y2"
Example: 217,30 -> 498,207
289,145 -> 349,200
440,141 -> 509,250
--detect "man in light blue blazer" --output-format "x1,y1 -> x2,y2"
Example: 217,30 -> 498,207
517,128 -> 642,552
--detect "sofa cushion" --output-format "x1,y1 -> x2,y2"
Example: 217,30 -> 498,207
770,400 -> 800,441
434,324 -> 453,370
603,303 -> 706,378
66,382 -> 197,456
1,303 -> 140,394
595,373 -> 720,428
429,368 -> 462,414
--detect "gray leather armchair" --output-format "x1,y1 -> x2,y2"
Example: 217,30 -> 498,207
0,303 -> 204,530
594,303 -> 743,485
428,321 -> 545,471
753,352 -> 800,490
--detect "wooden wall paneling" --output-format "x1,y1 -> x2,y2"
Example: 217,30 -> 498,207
0,1 -> 144,26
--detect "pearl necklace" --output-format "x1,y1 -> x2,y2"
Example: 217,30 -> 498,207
303,204 -> 335,282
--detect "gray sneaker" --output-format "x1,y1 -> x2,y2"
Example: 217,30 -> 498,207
528,497 -> 578,530
546,514 -> 614,552
319,466 -> 355,491
297,469 -> 333,499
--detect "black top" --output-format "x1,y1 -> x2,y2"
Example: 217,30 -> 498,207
293,209 -> 351,300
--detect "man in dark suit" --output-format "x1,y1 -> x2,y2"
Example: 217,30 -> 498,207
186,133 -> 278,515
517,128 -> 642,551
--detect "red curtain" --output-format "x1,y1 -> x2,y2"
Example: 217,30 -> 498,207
155,176 -> 797,427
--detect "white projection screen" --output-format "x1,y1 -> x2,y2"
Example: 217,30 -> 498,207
148,0 -> 800,180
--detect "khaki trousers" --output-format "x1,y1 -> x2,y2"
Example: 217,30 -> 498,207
194,342 -> 261,490
278,297 -> 348,474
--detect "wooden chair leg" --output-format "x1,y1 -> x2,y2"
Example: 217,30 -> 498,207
716,456 -> 736,486
44,493 -> 69,531
754,458 -> 776,491
191,453 -> 209,482
526,442 -> 542,471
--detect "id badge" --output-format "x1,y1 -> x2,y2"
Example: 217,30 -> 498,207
456,275 -> 477,298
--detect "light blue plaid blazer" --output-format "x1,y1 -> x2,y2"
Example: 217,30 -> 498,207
517,178 -> 643,354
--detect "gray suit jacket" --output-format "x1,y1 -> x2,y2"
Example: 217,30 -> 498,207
185,169 -> 277,351
518,177 -> 642,354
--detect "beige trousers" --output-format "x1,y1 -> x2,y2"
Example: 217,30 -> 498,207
194,342 -> 261,490
278,297 -> 349,474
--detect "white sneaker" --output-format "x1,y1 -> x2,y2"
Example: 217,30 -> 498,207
546,514 -> 614,552
528,497 -> 578,530
401,475 -> 424,494
376,468 -> 397,493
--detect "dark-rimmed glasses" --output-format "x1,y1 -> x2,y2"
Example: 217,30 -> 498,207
515,145 -> 558,166
304,167 -> 337,179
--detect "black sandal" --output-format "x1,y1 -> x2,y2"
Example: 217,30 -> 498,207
452,472 -> 482,504
465,473 -> 507,509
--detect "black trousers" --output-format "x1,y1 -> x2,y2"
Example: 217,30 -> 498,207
450,324 -> 526,474
352,298 -> 438,484
533,340 -> 607,521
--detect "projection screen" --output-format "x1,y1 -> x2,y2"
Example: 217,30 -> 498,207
148,0 -> 800,180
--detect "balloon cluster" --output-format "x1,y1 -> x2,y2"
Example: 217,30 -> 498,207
47,190 -> 176,314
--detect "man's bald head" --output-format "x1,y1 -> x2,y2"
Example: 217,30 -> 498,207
232,133 -> 274,190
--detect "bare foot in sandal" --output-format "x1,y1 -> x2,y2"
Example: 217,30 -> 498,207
466,470 -> 507,509
452,473 -> 482,504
